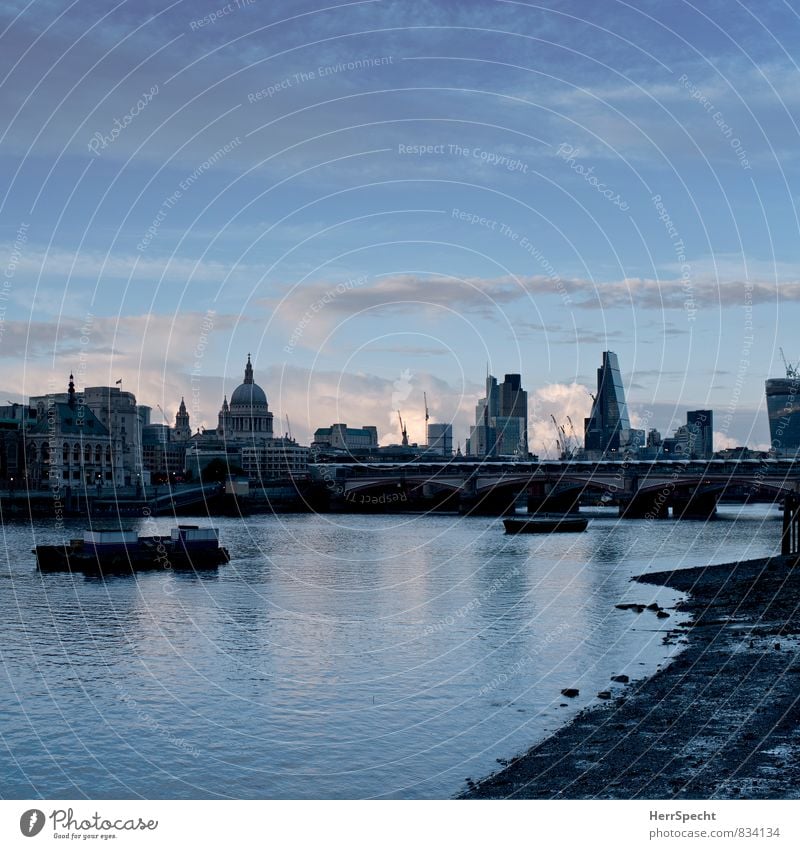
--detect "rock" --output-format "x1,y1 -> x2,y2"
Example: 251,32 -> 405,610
615,603 -> 645,613
597,691 -> 611,699
646,603 -> 661,611
774,642 -> 781,650
561,688 -> 579,698
657,610 -> 671,618
611,674 -> 629,683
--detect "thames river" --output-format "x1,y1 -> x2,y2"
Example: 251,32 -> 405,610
0,505 -> 780,799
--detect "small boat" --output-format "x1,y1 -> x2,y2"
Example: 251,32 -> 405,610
34,526 -> 230,574
503,515 -> 589,534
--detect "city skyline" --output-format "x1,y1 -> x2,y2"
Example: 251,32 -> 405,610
2,1 -> 798,452
11,348 -> 778,458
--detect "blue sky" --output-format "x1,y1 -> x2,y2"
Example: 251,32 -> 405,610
1,0 -> 799,452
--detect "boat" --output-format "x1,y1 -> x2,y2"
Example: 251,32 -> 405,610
34,526 -> 230,574
503,515 -> 589,534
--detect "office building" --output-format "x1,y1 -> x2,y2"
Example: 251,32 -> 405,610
312,423 -> 379,455
467,372 -> 528,457
426,422 -> 453,457
584,351 -> 631,455
766,378 -> 800,456
686,410 -> 714,459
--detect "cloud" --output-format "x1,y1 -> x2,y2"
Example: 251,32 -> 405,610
0,242 -> 260,288
0,310 -> 244,419
268,272 -> 796,349
528,381 -> 593,457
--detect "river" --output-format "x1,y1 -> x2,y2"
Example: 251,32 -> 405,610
0,504 -> 781,799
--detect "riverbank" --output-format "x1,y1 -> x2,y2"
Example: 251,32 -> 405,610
462,554 -> 800,799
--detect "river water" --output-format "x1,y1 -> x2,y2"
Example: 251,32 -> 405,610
0,504 -> 781,799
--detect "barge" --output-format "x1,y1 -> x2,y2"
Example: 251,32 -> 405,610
503,515 -> 589,534
34,526 -> 230,574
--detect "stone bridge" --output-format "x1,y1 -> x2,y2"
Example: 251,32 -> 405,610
309,458 -> 800,517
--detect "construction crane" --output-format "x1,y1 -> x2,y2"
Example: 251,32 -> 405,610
397,410 -> 409,446
285,414 -> 292,440
566,415 -> 580,457
156,404 -> 170,424
550,414 -> 563,456
424,392 -> 429,425
780,347 -> 800,379
566,415 -> 579,442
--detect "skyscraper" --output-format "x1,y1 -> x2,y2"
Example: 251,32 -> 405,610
426,422 -> 453,456
467,372 -> 528,457
584,351 -> 631,455
766,377 -> 800,456
686,410 -> 713,459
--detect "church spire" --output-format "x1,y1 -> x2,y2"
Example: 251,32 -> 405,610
244,353 -> 254,385
174,395 -> 191,440
68,373 -> 76,408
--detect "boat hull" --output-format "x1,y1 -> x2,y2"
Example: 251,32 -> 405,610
503,516 -> 589,534
34,535 -> 230,574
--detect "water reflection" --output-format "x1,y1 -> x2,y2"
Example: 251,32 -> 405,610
0,505 -> 781,798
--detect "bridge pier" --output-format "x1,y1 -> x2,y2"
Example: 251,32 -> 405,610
671,491 -> 718,520
460,488 -> 520,516
526,483 -> 580,515
618,491 -> 669,519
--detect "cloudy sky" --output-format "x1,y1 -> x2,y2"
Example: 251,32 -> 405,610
1,0 -> 798,453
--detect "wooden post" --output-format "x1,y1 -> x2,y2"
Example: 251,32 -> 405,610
783,493 -> 799,557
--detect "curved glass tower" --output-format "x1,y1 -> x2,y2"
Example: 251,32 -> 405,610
584,351 -> 631,455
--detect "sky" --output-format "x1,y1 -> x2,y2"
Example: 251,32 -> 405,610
1,0 -> 799,454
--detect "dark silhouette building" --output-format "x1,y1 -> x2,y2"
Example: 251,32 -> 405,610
467,372 -> 528,457
584,351 -> 631,455
686,409 -> 714,459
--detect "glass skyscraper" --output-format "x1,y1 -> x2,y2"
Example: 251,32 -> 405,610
584,351 -> 631,454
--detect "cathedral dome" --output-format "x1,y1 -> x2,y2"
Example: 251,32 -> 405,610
230,382 -> 267,408
229,354 -> 267,409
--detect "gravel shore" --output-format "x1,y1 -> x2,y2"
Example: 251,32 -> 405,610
461,554 -> 800,799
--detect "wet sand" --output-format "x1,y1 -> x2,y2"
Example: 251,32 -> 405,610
462,554 -> 800,799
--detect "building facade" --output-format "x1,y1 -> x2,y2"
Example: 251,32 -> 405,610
686,410 -> 714,459
24,376 -> 123,487
426,422 -> 453,456
31,384 -> 143,485
142,423 -> 187,482
312,423 -> 379,454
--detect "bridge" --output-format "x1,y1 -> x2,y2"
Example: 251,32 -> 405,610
93,482 -> 225,515
309,458 -> 800,517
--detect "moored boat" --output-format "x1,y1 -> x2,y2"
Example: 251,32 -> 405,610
34,526 -> 230,574
503,515 -> 589,534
